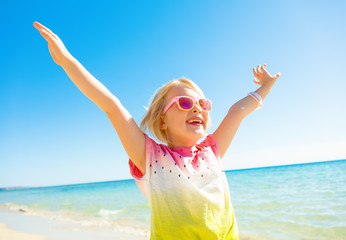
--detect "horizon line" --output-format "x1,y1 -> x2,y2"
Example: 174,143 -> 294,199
1,158 -> 345,190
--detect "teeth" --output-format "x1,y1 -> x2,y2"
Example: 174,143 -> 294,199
188,119 -> 202,124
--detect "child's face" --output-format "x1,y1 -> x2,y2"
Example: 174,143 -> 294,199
161,86 -> 210,148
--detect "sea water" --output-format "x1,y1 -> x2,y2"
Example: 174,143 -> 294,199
0,160 -> 345,239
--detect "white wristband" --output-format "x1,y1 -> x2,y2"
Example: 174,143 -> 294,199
251,92 -> 263,104
247,92 -> 263,109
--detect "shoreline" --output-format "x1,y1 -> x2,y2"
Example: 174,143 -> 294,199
0,207 -> 147,240
0,222 -> 46,240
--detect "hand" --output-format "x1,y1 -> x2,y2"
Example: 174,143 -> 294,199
33,22 -> 72,66
252,64 -> 281,86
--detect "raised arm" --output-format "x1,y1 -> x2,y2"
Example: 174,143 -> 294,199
213,64 -> 281,159
34,22 -> 146,174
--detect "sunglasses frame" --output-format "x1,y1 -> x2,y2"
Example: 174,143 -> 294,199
162,96 -> 212,114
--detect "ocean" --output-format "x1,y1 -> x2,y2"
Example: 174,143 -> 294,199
0,160 -> 345,240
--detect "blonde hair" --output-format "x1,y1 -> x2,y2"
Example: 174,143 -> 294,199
140,77 -> 212,144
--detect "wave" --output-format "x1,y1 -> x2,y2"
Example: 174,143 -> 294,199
0,202 -> 149,238
99,208 -> 122,217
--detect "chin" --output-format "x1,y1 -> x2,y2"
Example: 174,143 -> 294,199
191,130 -> 206,139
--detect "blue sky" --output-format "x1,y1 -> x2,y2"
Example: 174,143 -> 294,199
1,0 -> 345,187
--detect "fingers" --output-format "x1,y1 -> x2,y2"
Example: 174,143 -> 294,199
256,65 -> 262,74
253,64 -> 265,78
275,72 -> 281,79
33,22 -> 53,35
260,64 -> 266,72
252,68 -> 260,79
253,64 -> 268,76
260,64 -> 269,75
253,64 -> 267,85
39,28 -> 55,43
253,63 -> 281,85
33,21 -> 59,40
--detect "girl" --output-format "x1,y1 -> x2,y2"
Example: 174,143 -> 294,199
34,21 -> 281,240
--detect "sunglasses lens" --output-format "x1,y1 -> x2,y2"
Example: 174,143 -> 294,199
199,99 -> 212,111
178,97 -> 193,110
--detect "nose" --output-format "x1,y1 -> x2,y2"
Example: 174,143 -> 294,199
192,101 -> 202,113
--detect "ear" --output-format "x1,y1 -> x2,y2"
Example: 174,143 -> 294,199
160,115 -> 167,130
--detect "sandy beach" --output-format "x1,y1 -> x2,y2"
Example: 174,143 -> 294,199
0,222 -> 46,240
0,207 -> 147,240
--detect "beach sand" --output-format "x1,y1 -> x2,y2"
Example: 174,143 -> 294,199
0,222 -> 46,240
0,208 -> 147,240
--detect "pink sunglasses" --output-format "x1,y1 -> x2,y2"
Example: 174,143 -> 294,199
162,96 -> 212,114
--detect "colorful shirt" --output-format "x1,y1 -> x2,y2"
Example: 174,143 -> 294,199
129,134 -> 239,240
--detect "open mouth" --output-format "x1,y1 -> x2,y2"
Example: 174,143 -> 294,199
186,119 -> 203,126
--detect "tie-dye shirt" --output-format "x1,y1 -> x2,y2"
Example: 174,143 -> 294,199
129,134 -> 239,240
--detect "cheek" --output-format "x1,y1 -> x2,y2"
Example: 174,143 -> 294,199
166,111 -> 186,126
204,114 -> 210,128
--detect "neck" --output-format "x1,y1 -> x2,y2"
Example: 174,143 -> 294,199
166,136 -> 199,149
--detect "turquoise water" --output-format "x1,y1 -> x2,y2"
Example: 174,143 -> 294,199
1,160 -> 345,239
